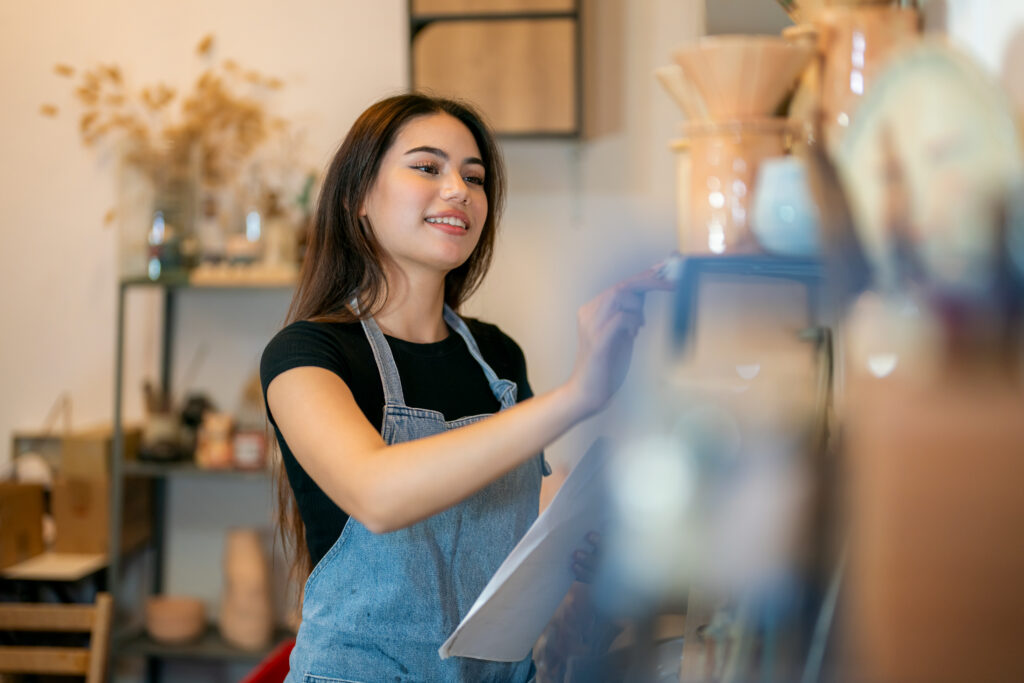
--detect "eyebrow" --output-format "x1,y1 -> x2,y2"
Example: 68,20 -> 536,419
404,145 -> 485,168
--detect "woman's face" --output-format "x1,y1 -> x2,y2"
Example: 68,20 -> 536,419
360,113 -> 488,280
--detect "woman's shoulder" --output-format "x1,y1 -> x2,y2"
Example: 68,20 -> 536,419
260,319 -> 367,390
263,319 -> 365,354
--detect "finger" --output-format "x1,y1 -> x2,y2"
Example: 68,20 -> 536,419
572,560 -> 595,584
620,273 -> 677,295
573,549 -> 598,569
620,256 -> 684,294
595,310 -> 643,350
613,290 -> 646,325
592,294 -> 644,334
612,310 -> 644,335
585,531 -> 601,552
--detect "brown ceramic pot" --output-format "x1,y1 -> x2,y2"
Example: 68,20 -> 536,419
816,5 -> 921,151
219,528 -> 273,651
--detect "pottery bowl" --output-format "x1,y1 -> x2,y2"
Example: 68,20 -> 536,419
145,595 -> 206,644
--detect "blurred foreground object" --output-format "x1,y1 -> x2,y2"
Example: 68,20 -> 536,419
843,305 -> 1024,682
834,41 -> 1024,297
825,39 -> 1024,681
595,255 -> 834,682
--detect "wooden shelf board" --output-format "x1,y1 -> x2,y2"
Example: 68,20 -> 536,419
0,552 -> 108,581
115,625 -> 293,662
123,461 -> 271,480
120,276 -> 295,290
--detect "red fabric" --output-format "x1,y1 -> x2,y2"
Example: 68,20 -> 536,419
240,638 -> 296,683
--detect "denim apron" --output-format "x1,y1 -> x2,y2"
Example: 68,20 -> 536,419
286,305 -> 547,683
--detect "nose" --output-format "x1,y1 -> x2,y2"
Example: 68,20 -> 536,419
441,170 -> 469,205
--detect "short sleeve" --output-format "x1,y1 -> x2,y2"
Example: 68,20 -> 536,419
260,321 -> 351,426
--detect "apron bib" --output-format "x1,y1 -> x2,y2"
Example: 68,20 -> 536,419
287,306 -> 546,683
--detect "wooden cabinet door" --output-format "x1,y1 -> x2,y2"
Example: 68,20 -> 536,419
411,5 -> 579,135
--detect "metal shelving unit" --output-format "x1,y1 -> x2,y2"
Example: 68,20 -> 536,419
108,275 -> 294,679
116,625 -> 293,662
123,460 -> 271,481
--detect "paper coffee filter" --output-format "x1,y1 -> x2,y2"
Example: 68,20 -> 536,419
672,36 -> 814,120
654,64 -> 709,121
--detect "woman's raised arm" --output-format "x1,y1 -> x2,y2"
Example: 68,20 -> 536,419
266,264 -> 675,533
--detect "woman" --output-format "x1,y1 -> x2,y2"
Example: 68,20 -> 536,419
261,93 -> 668,682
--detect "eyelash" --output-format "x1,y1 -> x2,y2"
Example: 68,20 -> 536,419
411,163 -> 485,187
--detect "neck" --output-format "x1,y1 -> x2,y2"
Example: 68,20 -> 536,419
374,263 -> 450,343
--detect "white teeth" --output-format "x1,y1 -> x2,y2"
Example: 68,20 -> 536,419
426,216 -> 467,229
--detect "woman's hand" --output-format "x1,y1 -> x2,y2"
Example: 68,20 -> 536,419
566,260 -> 677,419
571,531 -> 602,584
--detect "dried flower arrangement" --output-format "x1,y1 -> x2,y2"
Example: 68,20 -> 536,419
41,34 -> 289,221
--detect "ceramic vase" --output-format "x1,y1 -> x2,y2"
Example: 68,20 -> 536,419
816,5 -> 921,151
195,412 -> 234,469
117,139 -> 201,281
219,528 -> 273,651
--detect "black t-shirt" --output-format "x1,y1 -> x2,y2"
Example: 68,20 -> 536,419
260,317 -> 536,568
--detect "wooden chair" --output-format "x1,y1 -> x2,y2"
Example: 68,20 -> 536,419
0,592 -> 113,683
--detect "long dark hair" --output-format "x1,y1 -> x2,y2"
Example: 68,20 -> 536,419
276,93 -> 507,583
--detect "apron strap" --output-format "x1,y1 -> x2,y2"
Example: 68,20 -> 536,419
359,314 -> 407,406
443,305 -> 518,408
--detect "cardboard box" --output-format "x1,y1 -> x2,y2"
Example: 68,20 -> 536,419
52,476 -> 152,555
10,432 -> 64,473
0,483 -> 45,568
11,424 -> 141,481
60,425 -> 142,481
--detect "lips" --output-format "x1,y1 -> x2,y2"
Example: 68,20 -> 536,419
425,210 -> 470,233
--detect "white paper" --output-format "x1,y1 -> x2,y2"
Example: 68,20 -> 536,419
439,440 -> 608,661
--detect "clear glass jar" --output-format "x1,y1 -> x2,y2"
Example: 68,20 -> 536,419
675,118 -> 791,255
117,139 -> 200,281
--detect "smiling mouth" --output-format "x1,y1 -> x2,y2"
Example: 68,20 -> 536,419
425,216 -> 468,231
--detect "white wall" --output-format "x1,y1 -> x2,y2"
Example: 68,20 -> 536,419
940,0 -> 1024,112
0,1 -> 698,679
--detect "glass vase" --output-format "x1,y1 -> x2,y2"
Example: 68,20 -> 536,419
117,140 -> 200,281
